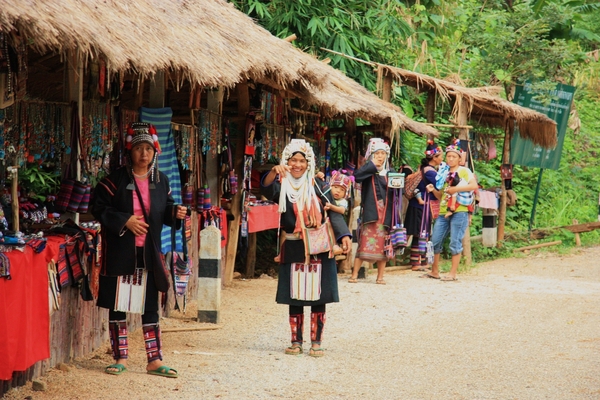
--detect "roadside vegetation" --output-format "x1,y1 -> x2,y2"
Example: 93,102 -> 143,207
232,0 -> 600,273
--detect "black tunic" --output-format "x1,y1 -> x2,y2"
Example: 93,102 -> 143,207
353,161 -> 394,227
261,177 -> 351,306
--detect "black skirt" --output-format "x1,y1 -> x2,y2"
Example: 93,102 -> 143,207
404,205 -> 432,236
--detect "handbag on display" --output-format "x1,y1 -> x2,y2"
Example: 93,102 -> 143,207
290,260 -> 322,301
389,188 -> 407,249
302,210 -> 335,256
170,215 -> 192,311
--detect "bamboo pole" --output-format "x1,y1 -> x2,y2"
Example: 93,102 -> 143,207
457,98 -> 472,266
497,118 -> 513,244
513,240 -> 562,252
162,326 -> 222,333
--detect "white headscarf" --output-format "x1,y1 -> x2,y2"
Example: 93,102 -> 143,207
278,139 -> 319,214
364,138 -> 390,172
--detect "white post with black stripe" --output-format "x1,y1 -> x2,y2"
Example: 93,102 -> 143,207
198,225 -> 221,323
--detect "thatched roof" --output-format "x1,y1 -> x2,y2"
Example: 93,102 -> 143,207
378,65 -> 558,148
296,64 -> 439,138
1,0 -> 438,137
0,0 -> 328,90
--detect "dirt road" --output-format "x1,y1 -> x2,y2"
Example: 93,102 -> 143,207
5,246 -> 600,399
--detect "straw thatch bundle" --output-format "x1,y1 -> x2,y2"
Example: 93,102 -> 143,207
0,0 -> 328,90
297,64 -> 439,139
378,65 -> 558,148
1,0 -> 439,137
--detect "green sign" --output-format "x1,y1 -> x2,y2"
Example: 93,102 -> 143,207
510,82 -> 576,170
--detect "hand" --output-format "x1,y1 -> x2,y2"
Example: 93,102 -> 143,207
271,165 -> 290,179
324,203 -> 331,211
426,184 -> 435,193
341,236 -> 352,254
445,186 -> 457,195
125,215 -> 149,236
175,205 -> 187,219
315,171 -> 325,180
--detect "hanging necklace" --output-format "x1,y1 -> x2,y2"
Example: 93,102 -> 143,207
133,169 -> 151,179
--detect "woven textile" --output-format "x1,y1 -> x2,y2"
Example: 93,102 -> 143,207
140,107 -> 182,252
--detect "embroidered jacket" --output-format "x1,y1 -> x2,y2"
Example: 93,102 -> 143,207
261,176 -> 351,264
91,167 -> 178,277
353,161 -> 394,227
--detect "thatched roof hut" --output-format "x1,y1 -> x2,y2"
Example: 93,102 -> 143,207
0,0 -> 328,90
377,65 -> 558,148
297,64 -> 439,137
1,0 -> 435,137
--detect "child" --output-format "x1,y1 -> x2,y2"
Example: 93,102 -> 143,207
318,170 -> 353,260
444,170 -> 469,218
274,170 -> 353,262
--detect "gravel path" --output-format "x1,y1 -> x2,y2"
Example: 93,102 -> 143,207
5,246 -> 600,399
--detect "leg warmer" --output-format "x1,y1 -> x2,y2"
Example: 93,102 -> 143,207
108,320 -> 128,361
142,323 -> 163,362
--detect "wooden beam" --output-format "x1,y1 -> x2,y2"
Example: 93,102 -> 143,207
283,34 -> 297,42
245,232 -> 257,278
223,82 -> 249,285
514,240 -> 562,252
457,98 -> 471,266
381,72 -> 393,103
149,71 -> 165,108
162,326 -> 222,333
497,118 -> 513,244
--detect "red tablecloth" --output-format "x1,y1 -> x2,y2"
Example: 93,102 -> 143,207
0,237 -> 62,380
247,204 -> 280,233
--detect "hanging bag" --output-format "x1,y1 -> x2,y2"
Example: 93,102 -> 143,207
389,188 -> 407,249
170,213 -> 191,312
301,209 -> 336,257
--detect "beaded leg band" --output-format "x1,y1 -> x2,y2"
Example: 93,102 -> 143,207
310,312 -> 326,344
108,320 -> 128,361
142,323 -> 163,362
289,313 -> 304,344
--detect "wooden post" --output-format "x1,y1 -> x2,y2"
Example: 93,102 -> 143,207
223,82 -> 249,285
149,71 -> 165,108
573,219 -> 581,246
67,49 -> 83,225
245,232 -> 257,278
207,88 -> 224,206
198,225 -> 222,323
497,119 -> 513,244
456,98 -> 471,265
482,209 -> 498,247
381,72 -> 393,103
426,90 -> 436,126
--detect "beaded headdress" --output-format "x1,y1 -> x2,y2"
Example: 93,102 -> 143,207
445,139 -> 464,156
278,139 -> 319,214
126,122 -> 162,154
424,139 -> 442,157
330,169 -> 354,199
125,122 -> 161,183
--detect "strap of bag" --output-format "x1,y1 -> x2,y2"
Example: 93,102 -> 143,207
420,190 -> 431,238
133,178 -> 174,308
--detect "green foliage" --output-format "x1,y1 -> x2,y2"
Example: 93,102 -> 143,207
16,163 -> 61,201
231,0 -> 414,89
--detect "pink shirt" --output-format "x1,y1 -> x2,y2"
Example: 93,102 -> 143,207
133,177 -> 151,247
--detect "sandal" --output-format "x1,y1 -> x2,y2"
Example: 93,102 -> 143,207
105,363 -> 127,376
348,278 -> 358,283
441,276 -> 458,282
308,347 -> 325,357
285,344 -> 303,355
419,273 -> 440,279
375,279 -> 386,285
147,365 -> 178,378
